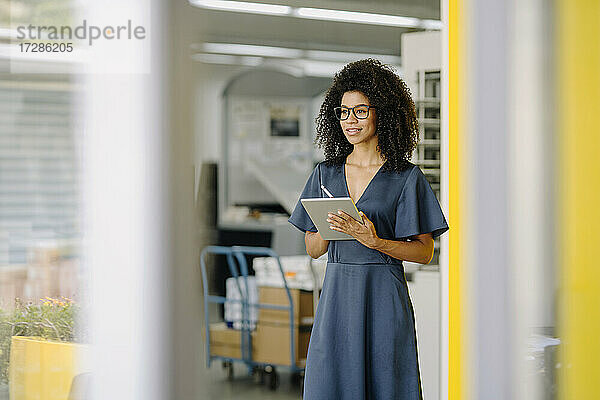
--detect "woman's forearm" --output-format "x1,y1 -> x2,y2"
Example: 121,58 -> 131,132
372,237 -> 433,264
305,231 -> 329,259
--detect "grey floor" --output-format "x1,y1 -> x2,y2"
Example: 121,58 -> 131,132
198,361 -> 303,400
0,367 -> 302,400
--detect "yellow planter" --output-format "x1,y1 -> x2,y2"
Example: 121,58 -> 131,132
8,336 -> 90,400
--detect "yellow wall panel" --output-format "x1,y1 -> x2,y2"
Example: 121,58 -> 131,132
556,1 -> 600,399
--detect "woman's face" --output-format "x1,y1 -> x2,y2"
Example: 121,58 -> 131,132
339,91 -> 377,145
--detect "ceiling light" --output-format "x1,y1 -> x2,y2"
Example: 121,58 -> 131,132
421,19 -> 444,30
304,50 -> 401,64
200,42 -> 400,64
294,7 -> 420,28
188,1 -> 441,30
191,56 -> 403,78
189,0 -> 291,15
295,59 -> 348,77
202,43 -> 303,58
191,53 -> 264,66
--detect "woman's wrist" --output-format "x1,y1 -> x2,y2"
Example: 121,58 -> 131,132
306,231 -> 329,259
310,231 -> 329,246
316,231 -> 329,243
369,236 -> 384,250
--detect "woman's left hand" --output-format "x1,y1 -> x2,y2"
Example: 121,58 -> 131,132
327,210 -> 380,249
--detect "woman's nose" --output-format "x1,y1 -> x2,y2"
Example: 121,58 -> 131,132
347,111 -> 358,122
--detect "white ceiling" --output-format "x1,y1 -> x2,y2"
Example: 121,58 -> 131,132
184,0 -> 440,57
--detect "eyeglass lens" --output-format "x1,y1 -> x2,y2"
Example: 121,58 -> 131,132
335,105 -> 370,120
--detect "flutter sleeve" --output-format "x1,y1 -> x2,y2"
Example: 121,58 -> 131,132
394,166 -> 449,240
288,163 -> 322,233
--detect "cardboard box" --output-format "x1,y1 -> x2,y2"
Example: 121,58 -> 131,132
252,321 -> 311,367
207,323 -> 253,359
258,286 -> 313,325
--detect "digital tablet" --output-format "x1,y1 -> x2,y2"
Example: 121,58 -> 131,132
300,197 -> 362,241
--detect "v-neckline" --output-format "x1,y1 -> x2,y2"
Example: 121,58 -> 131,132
343,160 -> 386,205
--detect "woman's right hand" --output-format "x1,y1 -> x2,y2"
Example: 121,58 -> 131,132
305,231 -> 329,259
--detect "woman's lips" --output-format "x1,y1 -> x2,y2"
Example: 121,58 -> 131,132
345,128 -> 361,135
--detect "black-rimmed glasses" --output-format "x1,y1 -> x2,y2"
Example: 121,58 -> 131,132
334,105 -> 376,120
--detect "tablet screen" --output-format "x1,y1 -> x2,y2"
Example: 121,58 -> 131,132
300,197 -> 361,241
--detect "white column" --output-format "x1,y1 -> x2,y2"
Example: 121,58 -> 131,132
82,0 -> 170,399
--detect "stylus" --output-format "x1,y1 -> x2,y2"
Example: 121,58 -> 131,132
320,185 -> 334,198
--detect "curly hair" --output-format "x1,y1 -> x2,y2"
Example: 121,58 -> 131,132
315,58 -> 419,173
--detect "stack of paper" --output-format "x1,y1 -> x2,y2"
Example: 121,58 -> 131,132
253,255 -> 326,291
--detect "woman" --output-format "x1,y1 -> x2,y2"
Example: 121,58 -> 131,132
288,59 -> 449,399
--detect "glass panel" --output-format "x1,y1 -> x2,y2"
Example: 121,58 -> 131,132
424,106 -> 440,119
424,71 -> 441,98
1,3 -> 85,399
424,126 -> 440,140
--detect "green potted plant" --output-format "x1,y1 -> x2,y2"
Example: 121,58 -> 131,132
0,297 -> 90,400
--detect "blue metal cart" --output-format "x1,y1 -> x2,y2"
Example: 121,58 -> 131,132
200,245 -> 308,390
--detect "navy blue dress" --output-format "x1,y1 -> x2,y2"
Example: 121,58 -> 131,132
288,160 -> 449,400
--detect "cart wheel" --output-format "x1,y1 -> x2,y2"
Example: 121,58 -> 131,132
222,361 -> 234,380
294,370 -> 305,393
269,371 -> 279,390
252,366 -> 265,385
264,365 -> 279,390
291,371 -> 302,385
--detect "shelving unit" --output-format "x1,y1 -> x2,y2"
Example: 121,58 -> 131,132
414,70 -> 442,200
412,69 -> 443,268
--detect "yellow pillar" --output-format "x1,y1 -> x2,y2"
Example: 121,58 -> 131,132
556,0 -> 600,399
448,0 -> 469,398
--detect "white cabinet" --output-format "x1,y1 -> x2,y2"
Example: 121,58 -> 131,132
408,270 -> 440,400
402,31 -> 444,400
